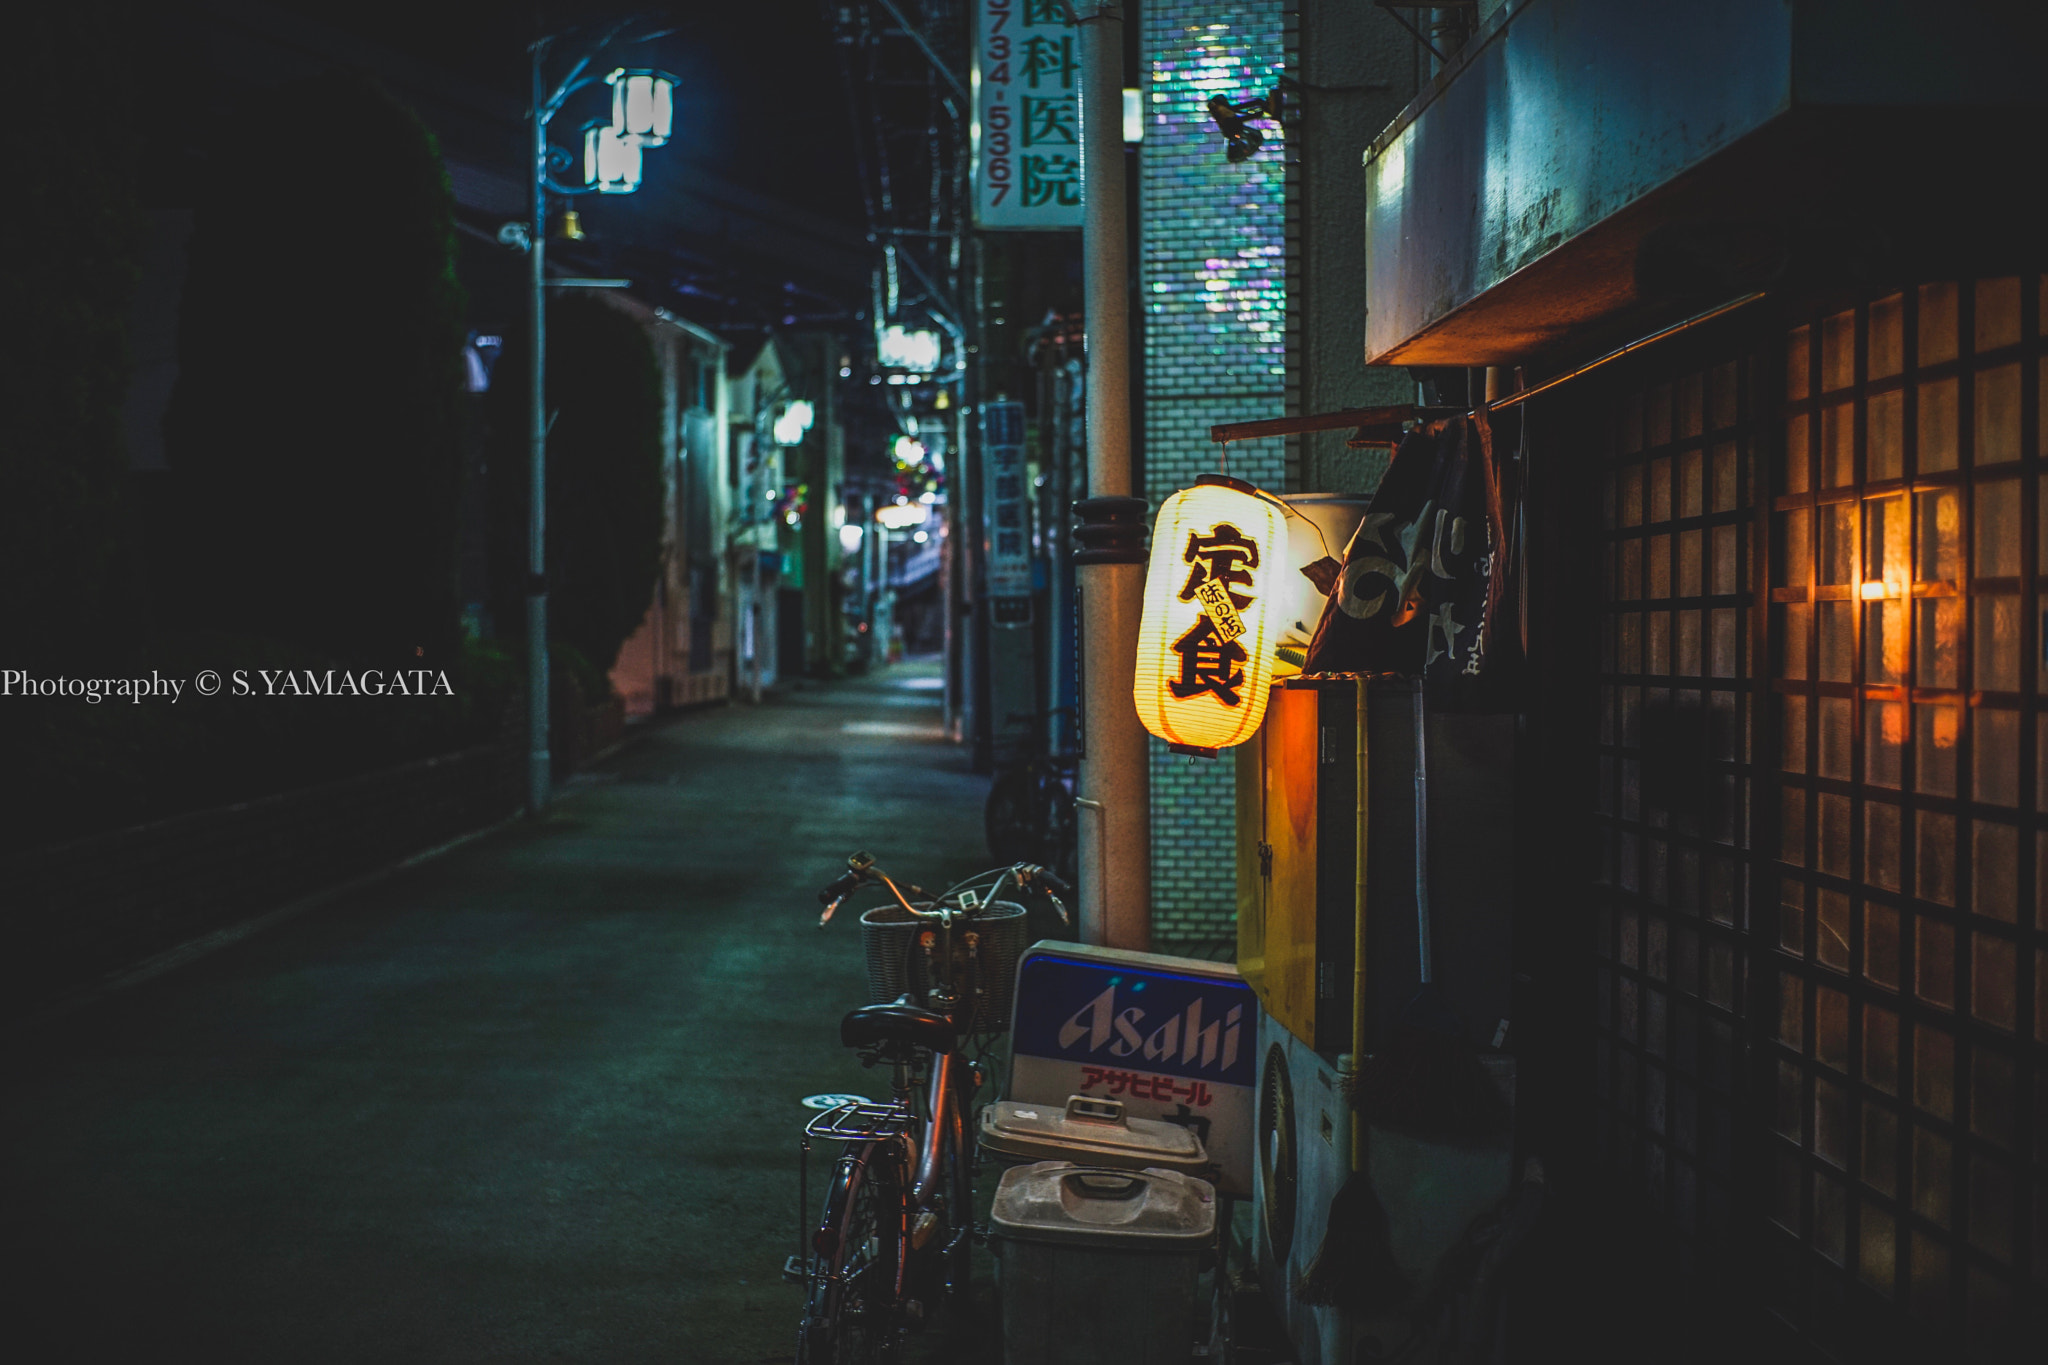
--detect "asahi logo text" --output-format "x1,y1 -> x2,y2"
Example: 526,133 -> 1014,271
1056,987 -> 1243,1072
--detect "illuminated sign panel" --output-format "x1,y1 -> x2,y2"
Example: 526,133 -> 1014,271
878,325 -> 943,373
974,0 -> 1084,230
981,400 -> 1033,620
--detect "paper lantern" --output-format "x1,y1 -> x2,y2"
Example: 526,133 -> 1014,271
1133,474 -> 1289,757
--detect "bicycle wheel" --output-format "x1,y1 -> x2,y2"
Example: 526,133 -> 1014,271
802,1143 -> 904,1365
983,765 -> 1040,864
940,1100 -> 974,1309
1035,766 -> 1079,887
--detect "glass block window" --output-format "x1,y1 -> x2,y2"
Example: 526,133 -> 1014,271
1593,354 -> 1760,1290
1770,278 -> 2043,1358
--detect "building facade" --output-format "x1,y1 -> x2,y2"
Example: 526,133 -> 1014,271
1283,2 -> 2048,1359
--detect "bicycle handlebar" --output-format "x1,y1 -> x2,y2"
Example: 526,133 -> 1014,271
1033,864 -> 1073,898
814,854 -> 1072,928
817,868 -> 864,907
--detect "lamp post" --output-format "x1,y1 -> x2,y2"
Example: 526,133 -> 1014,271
521,28 -> 675,814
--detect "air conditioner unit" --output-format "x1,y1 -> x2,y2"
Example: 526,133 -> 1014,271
1256,1015 -> 1518,1364
1254,1014 -> 1363,1365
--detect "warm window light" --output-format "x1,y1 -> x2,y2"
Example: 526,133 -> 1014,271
607,69 -> 675,147
1133,475 -> 1288,757
878,325 -> 943,373
584,123 -> 643,193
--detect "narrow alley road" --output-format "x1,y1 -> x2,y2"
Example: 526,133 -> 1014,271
4,662 -> 998,1364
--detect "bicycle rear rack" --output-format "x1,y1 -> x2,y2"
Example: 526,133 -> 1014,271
805,1101 -> 916,1142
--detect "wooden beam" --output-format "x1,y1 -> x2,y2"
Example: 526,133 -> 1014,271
1207,404 -> 1443,445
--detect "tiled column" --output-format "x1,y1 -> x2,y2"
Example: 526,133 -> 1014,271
1140,3 -> 1287,947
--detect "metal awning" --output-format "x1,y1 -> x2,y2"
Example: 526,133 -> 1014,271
1362,0 -> 2048,368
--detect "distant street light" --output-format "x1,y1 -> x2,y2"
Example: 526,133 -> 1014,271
520,23 -> 676,814
773,400 -> 815,447
877,325 -> 942,373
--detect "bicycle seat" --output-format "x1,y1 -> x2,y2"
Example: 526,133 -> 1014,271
841,1000 -> 956,1053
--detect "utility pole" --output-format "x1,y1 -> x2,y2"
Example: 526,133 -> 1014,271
1072,1 -> 1151,950
520,25 -> 675,814
526,42 -> 552,815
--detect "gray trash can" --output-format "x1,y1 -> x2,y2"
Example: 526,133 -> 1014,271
979,1093 -> 1212,1178
990,1161 -> 1216,1365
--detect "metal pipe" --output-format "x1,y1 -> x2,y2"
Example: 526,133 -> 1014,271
1488,291 -> 1767,411
1074,2 -> 1151,950
1412,677 -> 1432,985
913,1050 -> 957,1204
870,0 -> 971,106
526,42 -> 552,815
1350,676 -> 1369,1173
958,268 -> 979,753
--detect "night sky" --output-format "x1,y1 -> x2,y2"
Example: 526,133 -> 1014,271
257,0 -> 866,230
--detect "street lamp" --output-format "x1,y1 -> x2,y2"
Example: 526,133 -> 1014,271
521,25 -> 676,814
583,123 -> 644,193
607,69 -> 674,146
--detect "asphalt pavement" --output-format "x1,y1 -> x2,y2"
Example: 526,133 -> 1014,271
4,659 -> 1007,1364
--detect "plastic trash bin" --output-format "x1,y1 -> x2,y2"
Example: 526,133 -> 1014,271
990,1161 -> 1216,1365
979,1093 -> 1212,1178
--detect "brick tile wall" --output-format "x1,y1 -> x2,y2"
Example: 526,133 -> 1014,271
1141,2 -> 1287,945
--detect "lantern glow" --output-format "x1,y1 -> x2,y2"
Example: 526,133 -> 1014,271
1133,475 -> 1289,756
607,69 -> 675,146
583,123 -> 643,193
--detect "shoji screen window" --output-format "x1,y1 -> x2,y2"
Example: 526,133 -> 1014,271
1772,278 -> 2043,1357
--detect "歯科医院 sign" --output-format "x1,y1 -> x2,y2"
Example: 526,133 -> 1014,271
974,0 -> 1084,230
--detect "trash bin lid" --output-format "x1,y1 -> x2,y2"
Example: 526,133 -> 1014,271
990,1161 -> 1216,1249
980,1094 -> 1210,1175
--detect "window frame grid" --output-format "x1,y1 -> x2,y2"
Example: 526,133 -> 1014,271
1767,277 -> 2042,1351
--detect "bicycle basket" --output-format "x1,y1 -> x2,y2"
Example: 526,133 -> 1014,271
859,900 -> 1030,1033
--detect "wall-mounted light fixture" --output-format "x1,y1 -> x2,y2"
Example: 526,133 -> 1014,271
1207,88 -> 1285,163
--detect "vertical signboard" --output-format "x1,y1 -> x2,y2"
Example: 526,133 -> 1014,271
974,0 -> 1085,230
982,399 -> 1033,623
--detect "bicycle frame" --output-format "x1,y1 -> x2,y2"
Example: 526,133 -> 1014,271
794,858 -> 1070,1361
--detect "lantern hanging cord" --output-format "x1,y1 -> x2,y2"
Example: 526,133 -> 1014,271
1198,450 -> 1339,561
1273,499 -> 1335,562
1245,485 -> 1337,563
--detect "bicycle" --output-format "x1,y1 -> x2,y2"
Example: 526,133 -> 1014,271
789,852 -> 1070,1365
983,708 -> 1078,889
